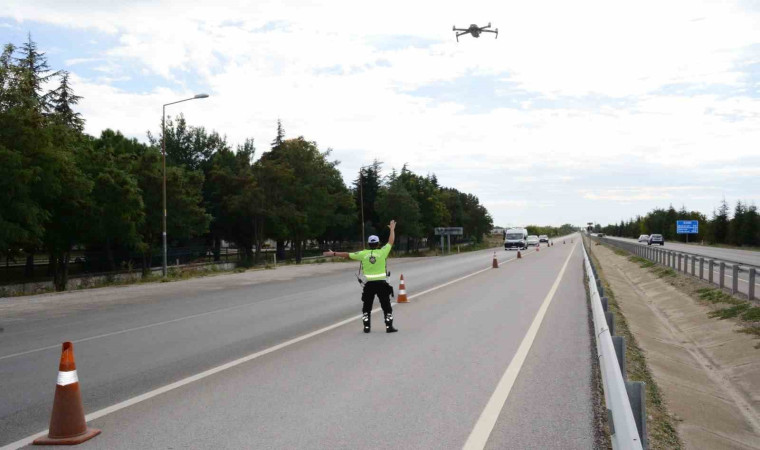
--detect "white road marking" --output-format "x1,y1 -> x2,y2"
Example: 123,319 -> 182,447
1,248 -> 538,450
462,243 -> 577,450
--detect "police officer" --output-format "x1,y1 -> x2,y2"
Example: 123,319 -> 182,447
324,220 -> 398,333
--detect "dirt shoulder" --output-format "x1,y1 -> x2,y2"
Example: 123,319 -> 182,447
588,240 -> 760,449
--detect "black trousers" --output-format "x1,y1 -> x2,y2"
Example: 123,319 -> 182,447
361,280 -> 393,315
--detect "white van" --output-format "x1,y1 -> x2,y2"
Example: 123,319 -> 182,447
504,227 -> 528,250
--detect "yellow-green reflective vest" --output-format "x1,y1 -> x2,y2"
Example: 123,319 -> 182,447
349,243 -> 391,281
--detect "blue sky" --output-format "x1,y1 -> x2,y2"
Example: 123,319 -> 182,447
2,0 -> 759,228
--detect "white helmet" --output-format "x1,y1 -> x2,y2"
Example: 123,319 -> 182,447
368,235 -> 380,244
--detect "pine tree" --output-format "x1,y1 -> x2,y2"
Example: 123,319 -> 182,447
271,119 -> 285,149
712,199 -> 730,244
13,34 -> 56,114
49,71 -> 84,131
729,201 -> 745,245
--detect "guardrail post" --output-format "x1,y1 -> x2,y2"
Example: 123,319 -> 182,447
749,268 -> 756,300
612,335 -> 626,380
708,260 -> 714,284
601,296 -> 609,312
699,257 -> 704,280
719,262 -> 725,290
732,265 -> 739,295
678,253 -> 683,272
626,381 -> 648,450
597,279 -> 605,297
691,255 -> 696,276
605,311 -> 615,336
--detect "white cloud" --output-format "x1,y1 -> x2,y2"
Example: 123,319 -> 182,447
2,0 -> 759,227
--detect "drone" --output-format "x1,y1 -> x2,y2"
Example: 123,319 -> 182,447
453,23 -> 498,42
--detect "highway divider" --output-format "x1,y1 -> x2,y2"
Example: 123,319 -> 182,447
582,239 -> 646,450
592,236 -> 758,301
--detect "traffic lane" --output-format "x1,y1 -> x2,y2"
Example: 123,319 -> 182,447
605,236 -> 760,266
20,242 -> 582,449
0,246 -> 522,445
0,245 -> 509,357
485,244 -> 594,449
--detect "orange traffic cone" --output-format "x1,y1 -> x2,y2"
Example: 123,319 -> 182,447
397,274 -> 408,303
492,251 -> 499,268
517,250 -> 522,259
34,342 -> 100,445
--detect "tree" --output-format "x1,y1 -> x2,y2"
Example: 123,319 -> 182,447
148,113 -> 228,172
206,144 -> 265,265
128,145 -> 210,273
376,178 -> 422,252
82,131 -> 146,271
12,34 -> 56,115
49,71 -> 84,132
271,119 -> 285,149
257,137 -> 349,263
712,199 -> 730,244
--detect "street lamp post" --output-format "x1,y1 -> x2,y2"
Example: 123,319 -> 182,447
358,164 -> 373,245
162,93 -> 209,277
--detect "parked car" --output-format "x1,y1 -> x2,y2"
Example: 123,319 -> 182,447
527,235 -> 540,246
539,235 -> 549,243
638,234 -> 649,243
597,233 -> 605,237
648,234 -> 664,246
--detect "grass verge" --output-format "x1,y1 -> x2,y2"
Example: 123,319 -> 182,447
587,239 -> 684,450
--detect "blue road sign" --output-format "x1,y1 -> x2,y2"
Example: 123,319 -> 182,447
677,220 -> 699,234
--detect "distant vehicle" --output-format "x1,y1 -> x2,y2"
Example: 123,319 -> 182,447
539,235 -> 549,243
597,233 -> 605,237
648,234 -> 664,246
453,23 -> 498,42
638,234 -> 649,243
504,227 -> 528,250
527,235 -> 540,246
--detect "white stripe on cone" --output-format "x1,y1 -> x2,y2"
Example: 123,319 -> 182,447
57,370 -> 78,386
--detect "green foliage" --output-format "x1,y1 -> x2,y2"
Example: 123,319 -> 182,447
600,199 -> 760,247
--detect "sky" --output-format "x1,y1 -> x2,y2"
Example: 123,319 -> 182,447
2,0 -> 759,228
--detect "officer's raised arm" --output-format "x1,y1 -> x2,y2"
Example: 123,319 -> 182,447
388,220 -> 396,246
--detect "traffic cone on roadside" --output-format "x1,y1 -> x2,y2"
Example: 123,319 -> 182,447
517,250 -> 522,259
492,251 -> 499,268
34,342 -> 100,446
397,274 -> 408,303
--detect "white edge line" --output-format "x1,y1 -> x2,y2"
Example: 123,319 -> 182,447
2,249 -> 537,450
462,243 -> 577,450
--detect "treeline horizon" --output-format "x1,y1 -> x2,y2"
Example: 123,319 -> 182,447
0,36 -> 493,291
597,200 -> 759,246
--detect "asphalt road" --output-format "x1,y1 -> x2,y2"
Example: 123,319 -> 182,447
1,236 -> 594,448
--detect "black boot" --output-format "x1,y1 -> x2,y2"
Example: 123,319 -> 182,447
385,313 -> 398,333
363,312 -> 371,333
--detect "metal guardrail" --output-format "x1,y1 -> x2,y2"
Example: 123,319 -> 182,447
593,237 -> 758,301
582,238 -> 646,450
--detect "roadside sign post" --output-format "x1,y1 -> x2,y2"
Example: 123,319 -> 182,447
434,227 -> 463,255
676,220 -> 699,243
